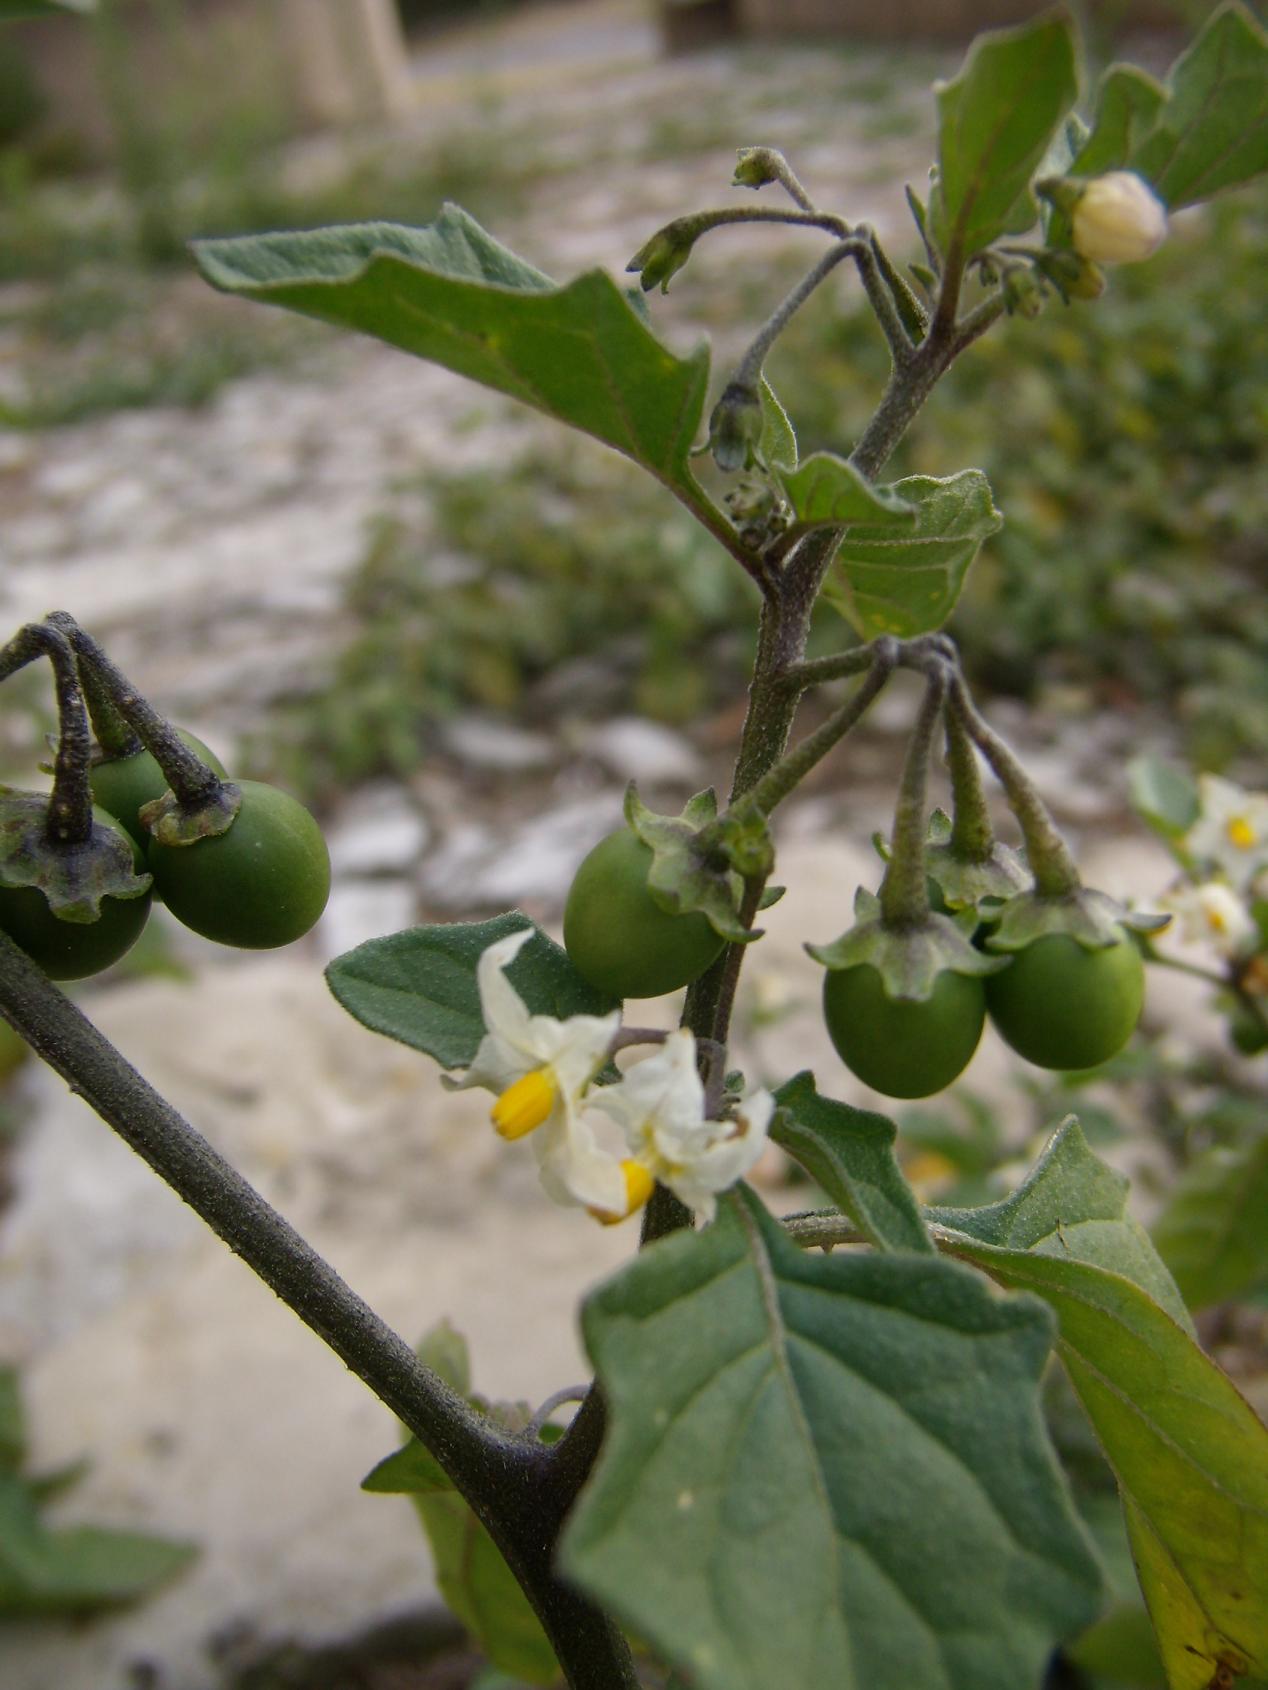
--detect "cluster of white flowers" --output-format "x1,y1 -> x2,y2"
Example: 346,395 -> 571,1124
447,929 -> 774,1225
1160,776 -> 1268,961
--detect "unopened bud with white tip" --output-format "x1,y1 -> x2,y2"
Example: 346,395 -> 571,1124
1070,171 -> 1168,264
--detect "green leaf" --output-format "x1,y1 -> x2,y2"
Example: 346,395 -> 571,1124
418,1317 -> 472,1395
193,207 -> 717,511
1075,65 -> 1167,178
411,1488 -> 558,1683
773,1072 -> 935,1255
1133,3 -> 1268,209
944,1249 -> 1268,1690
931,12 -> 1080,259
757,378 -> 797,472
564,1188 -> 1103,1690
325,912 -> 618,1069
779,452 -> 917,534
0,1471 -> 195,1614
362,1439 -> 452,1497
1043,66 -> 1166,247
1151,1130 -> 1268,1309
820,470 -> 1002,639
931,1118 -> 1193,1332
1127,755 -> 1200,844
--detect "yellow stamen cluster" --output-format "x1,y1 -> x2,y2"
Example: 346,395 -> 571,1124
1227,816 -> 1258,853
589,1160 -> 656,1226
492,1069 -> 556,1141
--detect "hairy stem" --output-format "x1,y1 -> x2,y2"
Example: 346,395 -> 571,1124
0,938 -> 638,1690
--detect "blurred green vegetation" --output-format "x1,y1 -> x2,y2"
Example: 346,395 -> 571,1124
259,192 -> 1266,799
252,445 -> 763,802
772,193 -> 1268,770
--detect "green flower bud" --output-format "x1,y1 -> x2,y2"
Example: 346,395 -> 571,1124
626,218 -> 698,294
732,146 -> 782,190
708,381 -> 763,473
1003,267 -> 1043,319
1037,248 -> 1106,302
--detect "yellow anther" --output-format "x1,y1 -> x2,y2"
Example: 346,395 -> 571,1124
492,1069 -> 555,1141
590,1160 -> 656,1226
1227,816 -> 1258,852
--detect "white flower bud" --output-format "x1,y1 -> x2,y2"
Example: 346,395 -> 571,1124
1071,172 -> 1168,265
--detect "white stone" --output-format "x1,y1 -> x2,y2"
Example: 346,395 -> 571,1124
575,716 -> 701,786
441,715 -> 557,774
326,786 -> 431,877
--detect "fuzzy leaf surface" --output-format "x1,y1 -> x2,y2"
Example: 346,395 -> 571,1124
193,208 -> 719,510
326,913 -> 618,1069
949,1250 -> 1268,1690
780,453 -> 916,533
564,1189 -> 1102,1690
820,470 -> 1001,638
1133,3 -> 1268,208
931,13 -> 1079,258
931,1118 -> 1192,1331
936,1130 -> 1267,1689
772,1072 -> 933,1254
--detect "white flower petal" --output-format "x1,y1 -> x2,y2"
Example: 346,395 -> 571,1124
536,1109 -> 627,1212
475,927 -> 537,1053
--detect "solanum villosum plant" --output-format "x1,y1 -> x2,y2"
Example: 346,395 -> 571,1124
2,7 -> 1268,1688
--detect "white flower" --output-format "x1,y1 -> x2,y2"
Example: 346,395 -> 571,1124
589,1029 -> 774,1224
447,928 -> 625,1213
1160,881 -> 1258,960
1071,172 -> 1167,264
1184,776 -> 1268,889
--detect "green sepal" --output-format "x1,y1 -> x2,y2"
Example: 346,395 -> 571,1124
624,784 -> 757,944
924,809 -> 1033,910
806,909 -> 1008,998
985,888 -> 1169,955
905,183 -> 938,268
0,791 -> 151,922
139,781 -> 241,848
757,884 -> 785,911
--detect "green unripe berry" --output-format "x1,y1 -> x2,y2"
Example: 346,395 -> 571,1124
822,963 -> 986,1099
563,828 -> 726,1000
985,928 -> 1144,1070
146,780 -> 329,950
91,730 -> 228,849
0,808 -> 152,981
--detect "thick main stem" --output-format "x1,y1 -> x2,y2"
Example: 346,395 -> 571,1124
0,938 -> 638,1690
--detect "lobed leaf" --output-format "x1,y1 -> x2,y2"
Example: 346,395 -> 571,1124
820,470 -> 1001,639
325,913 -> 618,1070
1132,3 -> 1268,209
564,1188 -> 1102,1690
931,1118 -> 1192,1331
194,207 -> 719,513
931,12 -> 1079,259
772,1072 -> 933,1254
934,1126 -> 1268,1690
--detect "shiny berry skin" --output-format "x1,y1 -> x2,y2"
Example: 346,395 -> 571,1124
146,780 -> 329,950
563,828 -> 725,1000
822,963 -> 986,1099
985,928 -> 1144,1070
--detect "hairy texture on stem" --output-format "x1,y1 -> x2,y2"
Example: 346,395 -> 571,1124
46,613 -> 223,810
0,623 -> 95,847
879,670 -> 946,928
0,936 -> 638,1690
951,676 -> 1080,898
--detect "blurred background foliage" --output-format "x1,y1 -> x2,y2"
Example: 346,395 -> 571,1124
1,0 -> 1264,797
